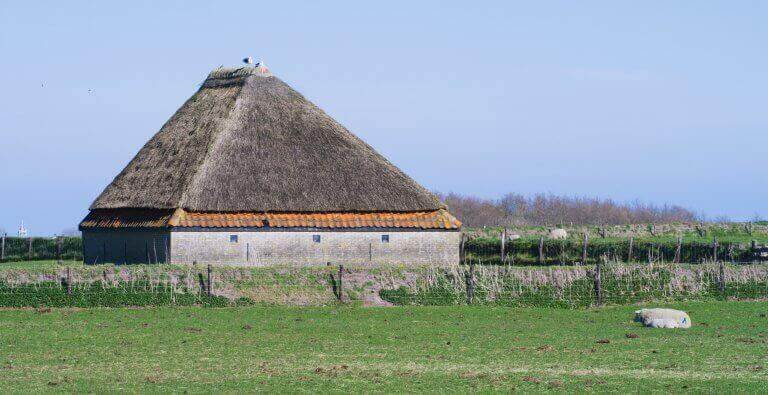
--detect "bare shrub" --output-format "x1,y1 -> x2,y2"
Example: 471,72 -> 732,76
437,192 -> 698,227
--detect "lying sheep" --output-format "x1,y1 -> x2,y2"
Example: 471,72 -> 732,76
634,308 -> 691,328
549,228 -> 568,240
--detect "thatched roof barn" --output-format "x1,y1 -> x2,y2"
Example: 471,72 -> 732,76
80,63 -> 460,266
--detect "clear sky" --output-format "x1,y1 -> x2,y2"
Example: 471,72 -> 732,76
1,1 -> 766,236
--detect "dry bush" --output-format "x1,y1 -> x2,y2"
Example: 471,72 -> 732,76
437,192 -> 698,227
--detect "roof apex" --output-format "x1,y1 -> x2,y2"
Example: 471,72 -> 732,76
89,66 -> 445,213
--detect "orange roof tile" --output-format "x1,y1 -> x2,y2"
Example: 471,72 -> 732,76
81,209 -> 461,230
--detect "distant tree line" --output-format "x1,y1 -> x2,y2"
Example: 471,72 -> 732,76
436,192 -> 699,227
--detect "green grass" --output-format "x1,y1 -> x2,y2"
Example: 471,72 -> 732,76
0,259 -> 81,270
0,302 -> 766,392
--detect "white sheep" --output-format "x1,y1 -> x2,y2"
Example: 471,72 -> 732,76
549,228 -> 568,240
634,308 -> 691,329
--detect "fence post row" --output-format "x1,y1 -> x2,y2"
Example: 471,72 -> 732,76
459,233 -> 466,264
28,237 -> 33,260
0,233 -> 5,260
673,236 -> 682,263
581,233 -> 588,265
712,236 -> 718,262
627,236 -> 633,262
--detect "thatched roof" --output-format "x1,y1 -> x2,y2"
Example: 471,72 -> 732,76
90,66 -> 444,213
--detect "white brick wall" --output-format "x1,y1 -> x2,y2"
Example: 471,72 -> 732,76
170,230 -> 460,266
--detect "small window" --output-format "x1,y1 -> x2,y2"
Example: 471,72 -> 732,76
313,234 -> 321,243
381,234 -> 390,243
229,235 -> 238,243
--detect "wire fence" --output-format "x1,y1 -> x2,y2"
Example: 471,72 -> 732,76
0,235 -> 82,262
1,230 -> 767,308
3,233 -> 767,266
0,261 -> 765,308
461,232 -> 768,266
378,261 -> 768,307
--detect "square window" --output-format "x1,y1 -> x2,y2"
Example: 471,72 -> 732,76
230,235 -> 238,243
381,234 -> 390,243
313,234 -> 321,243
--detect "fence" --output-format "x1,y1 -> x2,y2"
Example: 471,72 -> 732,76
380,261 -> 768,307
461,231 -> 768,266
0,260 -> 765,308
0,235 -> 82,262
0,263 -> 244,308
2,232 -> 768,266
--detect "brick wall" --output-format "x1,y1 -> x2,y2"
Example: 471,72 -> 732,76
170,230 -> 460,266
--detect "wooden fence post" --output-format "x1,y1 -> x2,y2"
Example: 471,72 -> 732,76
164,237 -> 169,264
152,239 -> 158,264
538,237 -> 544,264
500,228 -> 506,263
627,237 -> 633,263
673,236 -> 682,263
459,234 -> 466,264
712,236 -> 718,263
66,266 -> 72,296
647,244 -> 653,266
727,243 -> 734,263
466,261 -> 475,304
206,264 -> 212,296
581,233 -> 589,265
56,236 -> 62,264
0,233 -> 5,261
718,260 -> 725,295
594,261 -> 603,306
28,237 -> 33,260
338,264 -> 344,302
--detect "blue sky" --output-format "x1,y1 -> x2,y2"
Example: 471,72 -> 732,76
1,1 -> 766,235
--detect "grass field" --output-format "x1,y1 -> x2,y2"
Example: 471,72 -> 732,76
0,301 -> 766,392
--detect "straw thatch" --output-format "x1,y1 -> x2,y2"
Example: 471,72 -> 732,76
90,67 -> 443,213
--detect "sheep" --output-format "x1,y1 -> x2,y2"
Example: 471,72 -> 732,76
549,228 -> 568,240
634,308 -> 691,329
